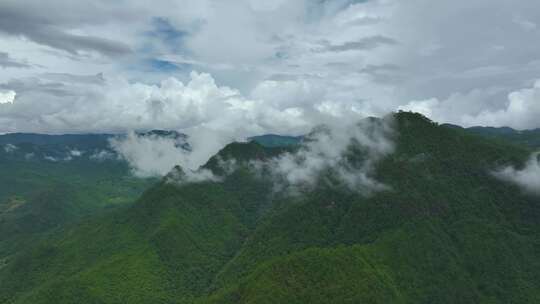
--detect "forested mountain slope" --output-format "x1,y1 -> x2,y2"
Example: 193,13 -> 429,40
0,133 -> 155,259
1,112 -> 539,304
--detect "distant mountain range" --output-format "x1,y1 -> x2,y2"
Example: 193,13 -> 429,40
443,124 -> 540,149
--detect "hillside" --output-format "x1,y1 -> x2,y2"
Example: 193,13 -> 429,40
443,124 -> 540,149
0,133 -> 156,259
1,112 -> 540,303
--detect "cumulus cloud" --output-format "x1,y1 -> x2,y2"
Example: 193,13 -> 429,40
494,153 -> 540,196
462,81 -> 540,129
399,81 -> 540,129
0,72 -> 309,135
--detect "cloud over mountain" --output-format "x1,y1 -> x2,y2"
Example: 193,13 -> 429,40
494,153 -> 540,195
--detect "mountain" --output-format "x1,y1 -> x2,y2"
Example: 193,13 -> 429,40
443,124 -> 540,149
248,134 -> 303,147
2,112 -> 540,303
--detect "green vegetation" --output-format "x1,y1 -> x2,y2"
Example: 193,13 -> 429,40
0,137 -> 155,259
444,123 -> 540,149
1,112 -> 540,303
249,134 -> 302,148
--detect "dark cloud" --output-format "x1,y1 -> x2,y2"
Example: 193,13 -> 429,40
0,25 -> 131,57
0,3 -> 131,57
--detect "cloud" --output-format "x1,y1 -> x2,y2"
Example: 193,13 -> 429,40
89,150 -> 116,162
513,15 -> 537,31
110,132 -> 191,177
317,35 -> 397,53
0,1 -> 133,57
462,81 -> 540,129
0,52 -> 31,69
44,155 -> 58,162
0,72 -> 311,134
251,79 -> 325,109
1,0 -> 540,132
399,81 -> 540,130
251,116 -> 395,195
0,90 -> 15,104
26,28 -> 131,57
494,153 -> 540,196
3,143 -> 17,153
110,131 -> 218,181
398,98 -> 439,120
69,149 -> 83,157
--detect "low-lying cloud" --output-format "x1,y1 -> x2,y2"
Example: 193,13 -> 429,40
110,132 -> 191,177
110,131 -> 218,182
252,117 -> 395,195
494,153 -> 540,195
3,143 -> 17,153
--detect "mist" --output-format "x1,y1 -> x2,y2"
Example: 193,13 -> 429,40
259,116 -> 395,195
494,153 -> 540,196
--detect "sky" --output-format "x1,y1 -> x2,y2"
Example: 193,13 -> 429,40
1,0 -> 540,138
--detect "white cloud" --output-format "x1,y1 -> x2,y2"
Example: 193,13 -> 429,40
69,149 -> 83,157
398,98 -> 439,119
44,155 -> 58,162
110,132 -> 191,177
494,153 -> 540,196
0,90 -> 16,104
462,81 -> 540,129
111,131 -> 219,181
401,81 -> 540,129
253,117 -> 395,194
0,72 -> 312,135
251,79 -> 325,110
